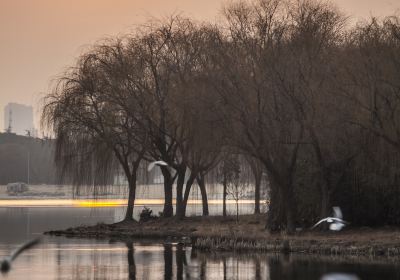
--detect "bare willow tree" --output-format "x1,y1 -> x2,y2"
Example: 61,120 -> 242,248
202,0 -> 306,232
178,25 -> 225,217
124,19 -> 184,218
42,39 -> 148,221
272,0 -> 358,223
182,91 -> 223,216
41,0 -> 400,229
129,17 -> 223,219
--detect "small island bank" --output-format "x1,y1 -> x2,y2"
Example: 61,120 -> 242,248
45,214 -> 400,257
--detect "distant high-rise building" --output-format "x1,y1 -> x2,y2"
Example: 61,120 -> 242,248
4,103 -> 36,137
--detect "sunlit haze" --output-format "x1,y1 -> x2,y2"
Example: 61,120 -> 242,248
0,0 -> 398,134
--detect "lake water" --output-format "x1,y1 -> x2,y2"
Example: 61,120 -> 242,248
0,206 -> 399,280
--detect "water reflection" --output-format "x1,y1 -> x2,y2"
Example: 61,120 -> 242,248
0,204 -> 255,243
164,244 -> 172,280
0,207 -> 116,243
0,207 -> 399,279
126,242 -> 136,280
1,237 -> 400,279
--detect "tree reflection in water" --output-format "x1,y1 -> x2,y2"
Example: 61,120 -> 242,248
176,243 -> 188,280
45,241 -> 400,280
164,244 -> 173,280
126,242 -> 136,280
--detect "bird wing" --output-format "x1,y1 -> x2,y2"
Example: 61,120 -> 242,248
331,218 -> 349,224
148,161 -> 168,171
155,161 -> 168,166
10,238 -> 41,261
311,218 -> 330,229
333,207 -> 343,219
147,162 -> 156,172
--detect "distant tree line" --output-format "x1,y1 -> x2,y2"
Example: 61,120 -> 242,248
42,0 -> 400,232
0,133 -> 56,185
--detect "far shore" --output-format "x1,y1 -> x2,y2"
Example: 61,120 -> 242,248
45,214 -> 400,257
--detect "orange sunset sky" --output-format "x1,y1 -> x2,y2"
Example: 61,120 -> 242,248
0,0 -> 399,134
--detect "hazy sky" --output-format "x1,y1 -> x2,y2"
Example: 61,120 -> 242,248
0,0 -> 398,134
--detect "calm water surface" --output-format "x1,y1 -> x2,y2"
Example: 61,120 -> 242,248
0,207 -> 399,280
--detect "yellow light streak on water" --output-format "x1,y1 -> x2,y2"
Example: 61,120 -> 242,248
46,246 -> 166,252
46,248 -> 127,251
0,199 -> 268,208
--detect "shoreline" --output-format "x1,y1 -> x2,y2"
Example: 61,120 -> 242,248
45,214 -> 400,257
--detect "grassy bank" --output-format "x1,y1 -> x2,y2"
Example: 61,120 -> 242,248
45,214 -> 400,257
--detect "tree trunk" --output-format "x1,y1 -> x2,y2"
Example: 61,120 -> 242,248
197,174 -> 209,216
310,129 -> 332,228
175,166 -> 187,220
124,175 -> 137,221
248,157 -> 262,214
200,259 -> 206,280
236,200 -> 239,222
254,172 -> 261,214
255,258 -> 261,280
265,181 -> 285,232
161,167 -> 173,217
283,183 -> 295,233
182,172 -> 197,217
223,259 -> 227,280
223,173 -> 227,217
265,169 -> 296,233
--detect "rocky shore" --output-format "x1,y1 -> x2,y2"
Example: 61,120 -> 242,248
45,214 -> 400,257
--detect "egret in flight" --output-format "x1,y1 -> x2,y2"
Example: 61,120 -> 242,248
312,207 -> 348,231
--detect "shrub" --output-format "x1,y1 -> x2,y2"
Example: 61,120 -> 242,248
139,206 -> 158,222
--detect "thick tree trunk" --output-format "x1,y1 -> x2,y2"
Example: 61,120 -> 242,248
265,169 -> 296,233
124,175 -> 137,221
283,183 -> 295,233
265,181 -> 285,232
197,174 -> 209,216
182,172 -> 196,217
175,166 -> 187,220
248,157 -> 262,214
161,167 -> 173,217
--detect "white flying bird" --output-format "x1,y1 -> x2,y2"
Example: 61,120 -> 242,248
321,273 -> 360,280
312,206 -> 348,231
1,238 -> 41,273
147,160 -> 168,172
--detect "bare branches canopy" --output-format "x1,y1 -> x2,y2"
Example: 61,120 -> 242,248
42,0 -> 400,230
